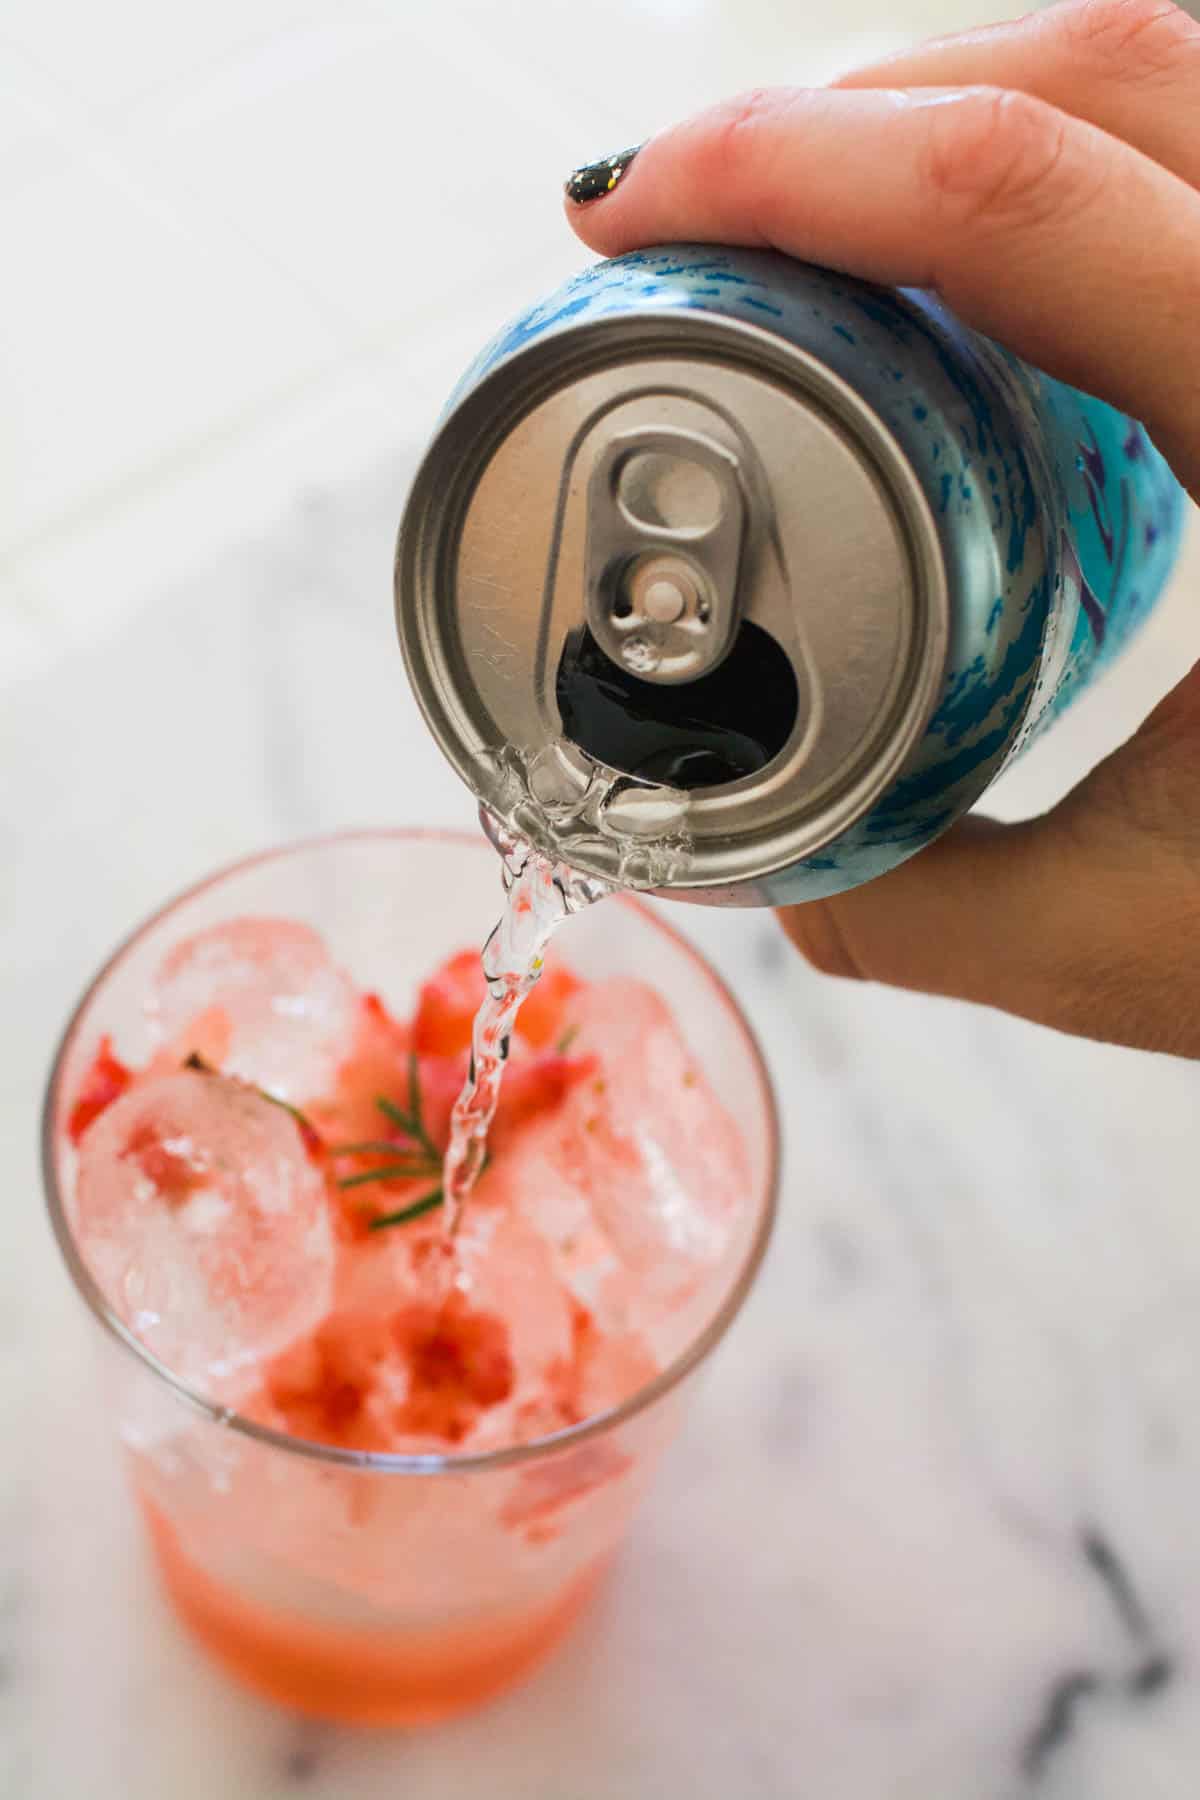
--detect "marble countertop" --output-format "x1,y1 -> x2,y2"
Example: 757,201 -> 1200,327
6,447 -> 1200,1800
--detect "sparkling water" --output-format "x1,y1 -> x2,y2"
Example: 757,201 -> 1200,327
441,830 -> 611,1234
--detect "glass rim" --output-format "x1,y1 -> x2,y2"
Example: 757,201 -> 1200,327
42,827 -> 780,1477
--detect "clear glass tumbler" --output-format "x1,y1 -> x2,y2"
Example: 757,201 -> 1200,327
43,831 -> 778,1725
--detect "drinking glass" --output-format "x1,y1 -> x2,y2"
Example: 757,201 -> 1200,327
43,831 -> 778,1725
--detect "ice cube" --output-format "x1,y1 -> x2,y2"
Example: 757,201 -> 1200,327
451,1205 -> 575,1415
557,980 -> 749,1315
147,918 -> 357,1102
481,1122 -> 634,1335
74,1068 -> 333,1392
571,1315 -> 658,1420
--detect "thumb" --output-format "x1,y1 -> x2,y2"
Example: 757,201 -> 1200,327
779,664 -> 1200,1056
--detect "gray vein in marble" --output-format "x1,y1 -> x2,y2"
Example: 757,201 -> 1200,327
1082,1529 -> 1153,1644
1020,1530 -> 1173,1783
1023,1672 -> 1103,1782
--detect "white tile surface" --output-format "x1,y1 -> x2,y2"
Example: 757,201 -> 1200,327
447,0 -> 913,142
0,64 -> 340,553
0,0 -> 1021,673
110,17 -> 583,337
0,0 -> 318,107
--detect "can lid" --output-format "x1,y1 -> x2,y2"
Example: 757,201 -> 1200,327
396,309 -> 948,891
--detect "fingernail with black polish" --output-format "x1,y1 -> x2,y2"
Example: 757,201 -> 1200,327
565,145 -> 640,204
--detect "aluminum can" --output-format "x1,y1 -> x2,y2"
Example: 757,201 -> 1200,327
395,245 -> 1184,903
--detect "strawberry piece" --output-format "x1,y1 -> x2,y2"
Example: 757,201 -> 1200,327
308,990 -> 411,1144
119,1118 -> 210,1208
266,1313 -> 396,1452
515,963 -> 584,1049
490,1051 -> 598,1145
391,1294 -> 514,1443
412,950 -> 485,1057
67,1036 -> 134,1144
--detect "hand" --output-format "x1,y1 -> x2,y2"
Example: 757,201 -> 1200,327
565,0 -> 1200,1057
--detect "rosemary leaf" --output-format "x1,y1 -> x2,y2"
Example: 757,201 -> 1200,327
407,1048 -> 424,1136
376,1070 -> 439,1161
367,1188 -> 445,1231
375,1094 -> 420,1135
328,1139 -> 432,1159
338,1162 -> 438,1191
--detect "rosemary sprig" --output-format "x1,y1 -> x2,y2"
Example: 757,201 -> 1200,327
327,1138 -> 416,1157
372,1051 -> 440,1161
367,1187 -> 445,1231
334,1055 -> 444,1194
183,1046 -> 447,1229
555,1024 -> 580,1055
374,1095 -> 422,1136
338,1162 -> 437,1191
336,1058 -> 493,1228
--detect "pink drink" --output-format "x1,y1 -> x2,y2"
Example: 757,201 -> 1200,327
44,833 -> 777,1723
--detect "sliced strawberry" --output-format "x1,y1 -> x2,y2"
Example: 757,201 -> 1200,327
67,1036 -> 134,1144
361,991 -> 403,1040
391,1294 -> 514,1443
119,1119 -> 208,1207
490,1051 -> 598,1145
308,990 -> 411,1144
412,949 -> 485,1057
409,1054 -> 466,1151
265,1313 -> 395,1452
515,963 -> 584,1049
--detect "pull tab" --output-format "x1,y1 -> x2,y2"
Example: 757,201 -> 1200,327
584,422 -> 746,686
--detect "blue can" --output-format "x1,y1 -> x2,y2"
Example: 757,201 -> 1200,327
395,245 -> 1184,903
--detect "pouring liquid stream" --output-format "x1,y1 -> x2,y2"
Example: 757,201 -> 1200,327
440,834 -> 611,1235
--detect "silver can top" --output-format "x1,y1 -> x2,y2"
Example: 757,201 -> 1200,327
396,309 -> 948,893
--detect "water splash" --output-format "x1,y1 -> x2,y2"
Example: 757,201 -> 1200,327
440,739 -> 692,1239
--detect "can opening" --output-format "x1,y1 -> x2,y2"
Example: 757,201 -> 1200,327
396,289 -> 952,889
555,621 -> 799,790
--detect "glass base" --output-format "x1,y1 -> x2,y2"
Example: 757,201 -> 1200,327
144,1503 -> 606,1726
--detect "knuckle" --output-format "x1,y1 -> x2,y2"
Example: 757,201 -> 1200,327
695,85 -> 796,245
922,87 -> 1075,233
704,86 -> 789,180
1058,0 -> 1199,81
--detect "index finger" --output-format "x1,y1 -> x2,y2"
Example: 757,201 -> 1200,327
565,84 -> 1200,489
